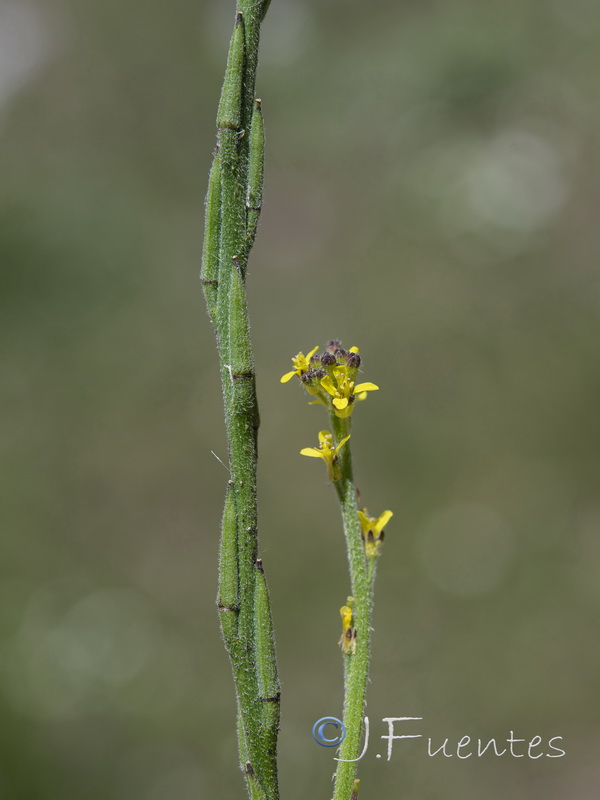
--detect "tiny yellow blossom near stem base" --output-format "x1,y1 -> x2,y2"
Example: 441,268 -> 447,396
358,508 -> 393,557
339,597 -> 356,655
300,430 -> 350,482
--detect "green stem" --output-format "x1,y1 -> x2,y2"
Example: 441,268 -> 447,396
202,4 -> 279,800
330,416 -> 374,800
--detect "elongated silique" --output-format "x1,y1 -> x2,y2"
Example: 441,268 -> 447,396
201,4 -> 279,800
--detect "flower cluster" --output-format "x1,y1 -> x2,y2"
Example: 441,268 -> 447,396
284,341 -> 393,560
281,340 -> 378,418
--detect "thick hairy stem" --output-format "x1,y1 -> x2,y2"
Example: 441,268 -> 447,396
201,4 -> 279,800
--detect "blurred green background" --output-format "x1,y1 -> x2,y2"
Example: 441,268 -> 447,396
1,0 -> 599,797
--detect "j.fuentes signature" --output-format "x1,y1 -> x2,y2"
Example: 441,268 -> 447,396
312,717 -> 565,761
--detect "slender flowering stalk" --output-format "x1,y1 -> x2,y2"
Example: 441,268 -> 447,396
201,3 -> 279,800
282,340 -> 393,800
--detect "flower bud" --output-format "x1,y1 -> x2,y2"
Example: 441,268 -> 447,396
301,369 -> 325,396
345,351 -> 361,370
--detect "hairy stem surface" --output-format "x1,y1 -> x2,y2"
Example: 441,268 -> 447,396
331,415 -> 374,800
201,4 -> 279,799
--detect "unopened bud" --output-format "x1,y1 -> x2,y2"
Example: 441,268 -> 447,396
346,351 -> 361,369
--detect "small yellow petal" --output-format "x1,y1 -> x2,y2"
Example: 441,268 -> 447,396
354,382 -> 379,393
300,447 -> 325,458
334,434 -> 351,455
355,391 -> 367,401
340,605 -> 353,628
280,370 -> 297,383
333,397 -> 349,410
349,346 -> 359,354
320,376 -> 336,396
357,510 -> 370,532
375,510 -> 393,532
307,345 -> 320,358
318,430 -> 333,445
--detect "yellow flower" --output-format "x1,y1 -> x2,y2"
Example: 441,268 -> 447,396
320,368 -> 379,418
281,342 -> 379,416
280,345 -> 319,383
300,430 -> 350,482
358,508 -> 393,557
339,597 -> 356,655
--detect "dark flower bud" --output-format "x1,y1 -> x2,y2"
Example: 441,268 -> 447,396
346,351 -> 361,369
326,339 -> 342,353
321,353 -> 336,367
334,348 -> 347,360
309,354 -> 322,366
300,369 -> 324,397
